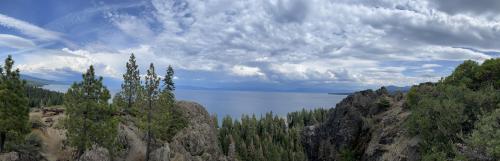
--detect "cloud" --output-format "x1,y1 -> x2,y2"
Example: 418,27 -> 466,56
0,34 -> 36,49
421,64 -> 442,68
230,65 -> 266,77
0,14 -> 61,41
430,0 -> 500,15
265,0 -> 310,23
4,0 -> 500,91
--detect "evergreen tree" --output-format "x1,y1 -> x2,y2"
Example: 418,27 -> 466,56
0,55 -> 29,152
121,53 -> 141,114
144,63 -> 160,161
64,65 -> 119,158
158,65 -> 186,141
163,65 -> 175,92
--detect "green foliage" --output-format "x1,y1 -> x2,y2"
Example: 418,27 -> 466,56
406,58 -> 500,160
219,109 -> 328,161
339,148 -> 357,161
0,55 -> 30,152
25,85 -> 64,107
377,97 -> 391,111
467,108 -> 500,158
120,53 -> 142,114
64,65 -> 119,157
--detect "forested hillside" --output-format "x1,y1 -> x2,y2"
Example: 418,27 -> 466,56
25,86 -> 64,107
218,108 -> 329,161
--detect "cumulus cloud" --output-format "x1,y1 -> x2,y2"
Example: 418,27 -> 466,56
230,65 -> 266,77
4,0 -> 500,90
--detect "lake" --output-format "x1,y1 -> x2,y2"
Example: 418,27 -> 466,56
43,84 -> 347,120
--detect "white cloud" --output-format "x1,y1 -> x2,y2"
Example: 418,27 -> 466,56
0,14 -> 61,41
230,65 -> 266,77
421,64 -> 442,68
6,0 -> 500,90
0,34 -> 36,49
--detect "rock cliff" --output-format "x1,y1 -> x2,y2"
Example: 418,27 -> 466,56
302,88 -> 420,161
117,101 -> 230,161
164,101 -> 227,161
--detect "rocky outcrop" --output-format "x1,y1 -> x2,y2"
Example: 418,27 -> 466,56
167,101 -> 227,161
302,88 -> 420,161
117,101 -> 229,161
78,146 -> 110,161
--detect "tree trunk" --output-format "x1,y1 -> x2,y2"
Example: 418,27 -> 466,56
127,86 -> 132,114
0,132 -> 6,153
146,95 -> 152,161
77,103 -> 89,158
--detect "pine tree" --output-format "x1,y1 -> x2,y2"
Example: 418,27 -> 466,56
64,65 -> 119,158
0,55 -> 29,152
144,63 -> 160,161
121,53 -> 141,114
159,65 -> 186,141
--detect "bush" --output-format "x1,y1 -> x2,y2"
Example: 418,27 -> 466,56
406,58 -> 500,159
467,108 -> 500,158
377,97 -> 390,111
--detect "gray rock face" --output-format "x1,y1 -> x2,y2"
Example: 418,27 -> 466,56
78,146 -> 110,161
150,143 -> 170,161
302,88 -> 420,161
0,152 -> 19,161
168,101 -> 227,161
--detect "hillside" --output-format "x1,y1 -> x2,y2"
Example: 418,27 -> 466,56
302,59 -> 500,161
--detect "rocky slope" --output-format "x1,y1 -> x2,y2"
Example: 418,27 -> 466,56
0,101 -> 230,161
302,88 -> 420,161
116,101 -> 231,161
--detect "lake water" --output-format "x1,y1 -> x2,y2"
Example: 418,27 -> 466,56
43,84 -> 347,119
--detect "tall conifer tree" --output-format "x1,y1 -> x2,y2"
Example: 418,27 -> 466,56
121,53 -> 141,114
144,63 -> 160,161
64,65 -> 118,158
0,55 -> 29,152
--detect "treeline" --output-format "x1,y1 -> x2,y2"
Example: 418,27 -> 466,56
25,86 -> 64,107
218,108 -> 329,161
406,59 -> 500,160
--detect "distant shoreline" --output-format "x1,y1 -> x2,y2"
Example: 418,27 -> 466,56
328,92 -> 352,95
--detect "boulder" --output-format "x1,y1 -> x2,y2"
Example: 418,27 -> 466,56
168,101 -> 226,161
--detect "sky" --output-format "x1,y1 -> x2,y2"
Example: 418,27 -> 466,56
0,0 -> 499,92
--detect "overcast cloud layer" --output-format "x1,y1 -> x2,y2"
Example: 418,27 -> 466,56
0,0 -> 499,92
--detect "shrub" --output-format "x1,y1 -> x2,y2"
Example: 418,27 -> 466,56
467,108 -> 500,158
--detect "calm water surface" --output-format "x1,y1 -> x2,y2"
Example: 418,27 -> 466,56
43,84 -> 347,119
